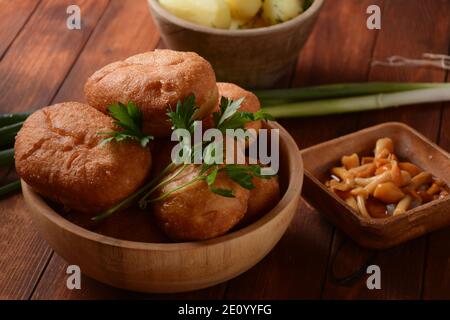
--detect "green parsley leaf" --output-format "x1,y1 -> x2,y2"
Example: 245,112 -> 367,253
303,0 -> 314,11
223,165 -> 256,190
234,164 -> 275,179
167,94 -> 198,134
213,97 -> 274,132
252,110 -> 275,121
109,102 -> 141,133
126,101 -> 142,125
216,97 -> 245,127
210,187 -> 235,198
206,168 -> 219,186
199,163 -> 275,200
136,94 -> 278,203
99,102 -> 153,147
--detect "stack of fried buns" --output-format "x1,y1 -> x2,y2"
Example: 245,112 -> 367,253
15,50 -> 280,241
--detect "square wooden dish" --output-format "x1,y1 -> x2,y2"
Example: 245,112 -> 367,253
300,122 -> 450,249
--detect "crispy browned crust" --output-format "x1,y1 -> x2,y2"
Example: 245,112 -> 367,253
14,102 -> 152,213
242,176 -> 280,226
84,50 -> 219,137
152,165 -> 250,241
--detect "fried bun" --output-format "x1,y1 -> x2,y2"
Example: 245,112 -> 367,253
152,165 -> 250,241
14,102 -> 152,213
84,50 -> 219,137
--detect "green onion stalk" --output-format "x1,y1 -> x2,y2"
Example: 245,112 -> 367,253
255,82 -> 450,105
0,149 -> 20,199
91,162 -> 181,221
0,113 -> 29,198
0,112 -> 30,127
0,149 -> 14,167
0,180 -> 21,198
0,122 -> 24,147
260,86 -> 450,118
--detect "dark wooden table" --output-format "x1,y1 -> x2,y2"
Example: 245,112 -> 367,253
1,0 -> 449,300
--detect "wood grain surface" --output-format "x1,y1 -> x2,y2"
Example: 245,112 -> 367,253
0,0 -> 109,300
0,0 -> 449,299
0,0 -> 40,59
321,0 -> 450,300
423,69 -> 450,300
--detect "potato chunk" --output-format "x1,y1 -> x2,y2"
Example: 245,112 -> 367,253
225,0 -> 262,21
160,0 -> 231,29
262,0 -> 304,25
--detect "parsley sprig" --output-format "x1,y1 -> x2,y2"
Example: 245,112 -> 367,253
140,95 -> 275,204
167,95 -> 198,134
93,94 -> 275,221
99,102 -> 153,147
214,97 -> 274,132
201,164 -> 272,198
140,163 -> 272,206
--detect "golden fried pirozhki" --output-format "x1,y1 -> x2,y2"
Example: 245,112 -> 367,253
15,102 -> 152,213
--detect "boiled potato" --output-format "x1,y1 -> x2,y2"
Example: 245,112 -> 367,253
262,0 -> 304,25
159,0 -> 231,29
225,0 -> 262,21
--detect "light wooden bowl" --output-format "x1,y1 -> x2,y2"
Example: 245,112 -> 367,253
22,122 -> 303,293
147,0 -> 324,89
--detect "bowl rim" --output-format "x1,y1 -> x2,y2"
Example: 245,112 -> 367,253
22,121 -> 303,251
148,0 -> 324,37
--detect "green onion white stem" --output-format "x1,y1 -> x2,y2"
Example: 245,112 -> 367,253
138,163 -> 188,208
92,162 -> 179,221
255,82 -> 450,105
144,175 -> 202,204
263,88 -> 450,118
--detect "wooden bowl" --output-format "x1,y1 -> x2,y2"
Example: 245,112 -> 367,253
301,122 -> 450,249
21,122 -> 303,293
147,0 -> 324,89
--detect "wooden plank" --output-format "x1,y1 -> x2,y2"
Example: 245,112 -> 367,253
423,74 -> 450,299
53,0 -> 159,104
0,0 -> 109,300
0,0 -> 40,59
280,0 -> 383,148
0,0 -> 109,113
322,0 -> 450,299
0,194 -> 52,300
32,254 -> 226,300
225,0 -> 380,299
225,201 -> 334,299
31,0 -> 227,300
